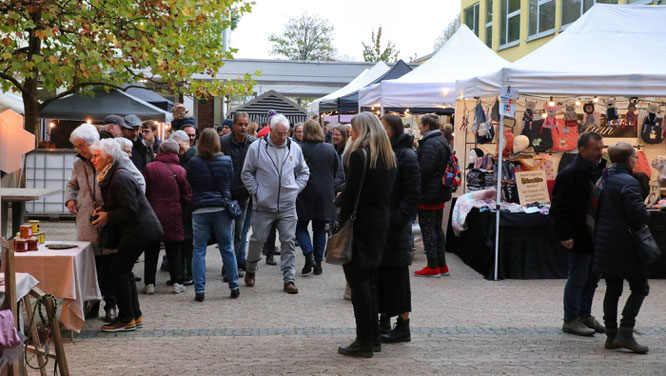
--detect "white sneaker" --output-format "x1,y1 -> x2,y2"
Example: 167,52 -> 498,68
172,283 -> 186,294
143,284 -> 155,295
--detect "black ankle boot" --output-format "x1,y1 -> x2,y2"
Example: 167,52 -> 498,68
302,253 -> 315,275
604,327 -> 618,349
613,327 -> 648,354
85,301 -> 100,320
380,317 -> 411,343
313,261 -> 323,275
338,340 -> 373,358
379,314 -> 391,335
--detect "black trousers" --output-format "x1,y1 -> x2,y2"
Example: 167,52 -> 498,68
182,239 -> 193,280
145,241 -> 184,285
603,275 -> 650,329
418,208 -> 447,269
109,246 -> 144,323
343,262 -> 379,345
95,253 -> 117,310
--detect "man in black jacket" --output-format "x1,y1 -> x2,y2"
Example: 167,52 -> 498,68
123,114 -> 154,171
550,132 -> 606,336
220,112 -> 256,271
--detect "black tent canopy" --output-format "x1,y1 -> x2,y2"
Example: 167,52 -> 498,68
41,88 -> 170,122
229,90 -> 307,126
124,83 -> 174,111
319,60 -> 413,114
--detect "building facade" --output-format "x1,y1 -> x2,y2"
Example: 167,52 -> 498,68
460,0 -> 662,61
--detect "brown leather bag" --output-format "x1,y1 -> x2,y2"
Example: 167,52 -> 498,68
325,150 -> 367,266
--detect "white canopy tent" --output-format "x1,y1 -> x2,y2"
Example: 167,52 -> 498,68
307,62 -> 389,115
456,4 -> 666,98
0,92 -> 23,114
454,4 -> 666,281
358,25 -> 509,109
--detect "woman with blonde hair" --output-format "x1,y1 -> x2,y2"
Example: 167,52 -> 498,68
186,128 -> 239,302
337,112 -> 397,358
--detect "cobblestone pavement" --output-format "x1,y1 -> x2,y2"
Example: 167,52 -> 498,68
30,221 -> 666,375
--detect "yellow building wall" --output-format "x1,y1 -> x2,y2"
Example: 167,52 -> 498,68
460,0 -> 631,62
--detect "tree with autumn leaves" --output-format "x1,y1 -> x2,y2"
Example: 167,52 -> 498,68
0,0 -> 256,138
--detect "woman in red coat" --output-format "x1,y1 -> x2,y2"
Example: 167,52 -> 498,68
142,139 -> 192,294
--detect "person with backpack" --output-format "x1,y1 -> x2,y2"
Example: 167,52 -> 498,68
550,132 -> 606,337
414,114 -> 452,278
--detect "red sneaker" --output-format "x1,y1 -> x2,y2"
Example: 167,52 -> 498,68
440,265 -> 450,276
414,266 -> 441,278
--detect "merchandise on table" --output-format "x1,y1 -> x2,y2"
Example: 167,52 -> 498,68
19,224 -> 32,239
28,220 -> 40,233
13,238 -> 28,252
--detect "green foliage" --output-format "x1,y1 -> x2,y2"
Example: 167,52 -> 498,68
268,13 -> 335,61
362,26 -> 399,63
433,13 -> 461,51
0,0 -> 258,134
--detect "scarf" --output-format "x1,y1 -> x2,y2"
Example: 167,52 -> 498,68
97,163 -> 113,183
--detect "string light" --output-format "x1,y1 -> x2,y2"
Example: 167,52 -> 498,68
575,99 -> 581,106
49,122 -> 55,128
548,96 -> 555,106
593,96 -> 599,103
86,119 -> 92,124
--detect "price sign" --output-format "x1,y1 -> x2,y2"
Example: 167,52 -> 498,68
500,86 -> 519,117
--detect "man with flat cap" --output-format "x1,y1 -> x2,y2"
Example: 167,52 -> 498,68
100,115 -> 125,139
123,114 -> 154,171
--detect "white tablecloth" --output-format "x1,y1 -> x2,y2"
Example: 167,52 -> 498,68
11,241 -> 101,332
0,272 -> 40,305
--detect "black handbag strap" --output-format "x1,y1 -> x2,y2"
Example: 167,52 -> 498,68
350,149 -> 368,221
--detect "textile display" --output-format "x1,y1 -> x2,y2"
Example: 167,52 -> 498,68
521,119 -> 552,152
633,150 -> 652,179
551,118 -> 579,152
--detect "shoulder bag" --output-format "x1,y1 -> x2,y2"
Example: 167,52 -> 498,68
204,158 -> 242,219
325,150 -> 367,266
629,225 -> 662,265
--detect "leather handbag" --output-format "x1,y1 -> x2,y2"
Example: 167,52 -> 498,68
630,225 -> 662,265
325,150 -> 368,266
203,159 -> 242,219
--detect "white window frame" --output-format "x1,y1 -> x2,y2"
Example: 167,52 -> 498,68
485,0 -> 493,47
528,0 -> 556,40
500,0 -> 521,49
465,3 -> 480,36
561,0 -> 619,29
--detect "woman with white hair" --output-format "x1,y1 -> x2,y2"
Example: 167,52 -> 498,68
90,139 -> 164,332
112,137 -> 146,193
336,112 -> 397,358
66,124 -> 116,322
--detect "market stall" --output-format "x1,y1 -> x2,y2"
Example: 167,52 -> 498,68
452,4 -> 666,279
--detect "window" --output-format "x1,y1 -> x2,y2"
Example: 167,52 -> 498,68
561,0 -> 618,27
529,0 -> 555,37
485,0 -> 493,47
465,3 -> 480,36
500,0 -> 521,46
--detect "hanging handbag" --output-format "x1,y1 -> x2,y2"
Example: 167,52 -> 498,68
325,150 -> 368,266
204,159 -> 242,219
629,225 -> 662,265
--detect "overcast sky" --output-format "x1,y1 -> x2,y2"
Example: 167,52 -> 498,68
230,0 -> 461,61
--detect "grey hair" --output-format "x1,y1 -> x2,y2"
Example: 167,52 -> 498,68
90,138 -> 122,162
69,123 -> 100,145
270,114 -> 290,129
608,142 -> 636,165
170,130 -> 189,143
114,137 -> 133,152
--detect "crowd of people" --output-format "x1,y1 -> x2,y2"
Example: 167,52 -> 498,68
64,103 -> 653,356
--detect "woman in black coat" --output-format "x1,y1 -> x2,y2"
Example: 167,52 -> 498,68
593,142 -> 651,353
90,139 -> 164,332
336,112 -> 397,358
414,113 -> 452,277
377,115 -> 420,344
296,120 -> 345,276
330,124 -> 349,159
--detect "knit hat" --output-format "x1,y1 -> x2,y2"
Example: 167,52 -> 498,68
223,119 -> 233,130
158,139 -> 180,154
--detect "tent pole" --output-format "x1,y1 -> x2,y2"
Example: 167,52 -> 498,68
380,104 -> 385,116
494,113 -> 504,281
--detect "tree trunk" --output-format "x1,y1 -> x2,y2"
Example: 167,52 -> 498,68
21,83 -> 41,145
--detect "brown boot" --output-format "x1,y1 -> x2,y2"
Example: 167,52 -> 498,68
283,282 -> 299,294
244,272 -> 255,287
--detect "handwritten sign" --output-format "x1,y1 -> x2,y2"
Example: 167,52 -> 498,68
515,170 -> 550,205
500,86 -> 518,117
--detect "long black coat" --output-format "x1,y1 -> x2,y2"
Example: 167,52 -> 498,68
98,161 -> 164,250
417,130 -> 451,205
593,166 -> 651,279
220,133 -> 256,202
296,141 -> 344,222
338,148 -> 397,269
550,155 -> 605,253
130,135 -> 154,172
382,133 -> 420,267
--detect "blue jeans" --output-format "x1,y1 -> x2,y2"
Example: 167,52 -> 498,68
192,210 -> 238,293
295,220 -> 328,261
563,251 -> 599,322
